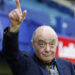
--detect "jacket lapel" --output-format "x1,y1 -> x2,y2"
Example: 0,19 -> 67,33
39,66 -> 50,75
56,59 -> 66,75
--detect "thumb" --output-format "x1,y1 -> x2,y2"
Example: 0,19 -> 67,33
22,10 -> 27,20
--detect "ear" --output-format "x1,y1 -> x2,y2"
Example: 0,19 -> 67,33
31,40 -> 34,49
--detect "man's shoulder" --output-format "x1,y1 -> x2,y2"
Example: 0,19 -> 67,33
18,51 -> 35,63
55,57 -> 72,65
21,51 -> 32,57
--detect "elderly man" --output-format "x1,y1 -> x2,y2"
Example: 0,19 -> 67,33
2,0 -> 75,75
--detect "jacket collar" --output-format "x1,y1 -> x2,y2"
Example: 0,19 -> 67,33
32,54 -> 66,75
55,58 -> 66,75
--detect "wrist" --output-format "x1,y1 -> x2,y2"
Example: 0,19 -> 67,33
9,24 -> 20,33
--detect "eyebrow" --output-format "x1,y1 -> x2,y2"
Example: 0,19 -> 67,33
38,39 -> 45,41
38,39 -> 56,42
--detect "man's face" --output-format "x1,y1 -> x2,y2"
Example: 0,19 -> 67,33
32,27 -> 58,63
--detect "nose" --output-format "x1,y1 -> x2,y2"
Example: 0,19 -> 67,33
45,44 -> 50,52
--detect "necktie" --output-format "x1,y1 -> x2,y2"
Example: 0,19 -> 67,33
46,65 -> 59,75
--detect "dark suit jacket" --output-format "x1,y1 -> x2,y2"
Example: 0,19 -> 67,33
2,28 -> 75,75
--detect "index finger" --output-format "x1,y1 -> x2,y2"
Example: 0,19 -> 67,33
16,0 -> 21,13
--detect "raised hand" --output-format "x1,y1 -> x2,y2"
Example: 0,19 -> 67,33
9,0 -> 27,32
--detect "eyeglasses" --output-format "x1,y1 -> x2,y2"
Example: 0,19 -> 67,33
33,39 -> 57,49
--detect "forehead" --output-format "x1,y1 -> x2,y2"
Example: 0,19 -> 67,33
33,26 -> 58,42
35,29 -> 57,41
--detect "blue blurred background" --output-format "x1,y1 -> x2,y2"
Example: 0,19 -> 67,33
0,0 -> 75,53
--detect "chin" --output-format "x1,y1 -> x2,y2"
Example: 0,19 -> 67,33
41,57 -> 54,63
42,59 -> 52,63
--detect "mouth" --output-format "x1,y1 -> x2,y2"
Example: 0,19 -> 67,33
42,53 -> 52,57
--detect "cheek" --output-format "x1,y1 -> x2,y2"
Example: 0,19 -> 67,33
36,48 -> 44,56
51,50 -> 56,56
33,45 -> 43,56
51,47 -> 56,53
36,49 -> 45,59
52,49 -> 56,53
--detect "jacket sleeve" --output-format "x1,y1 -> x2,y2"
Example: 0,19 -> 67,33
2,27 -> 37,75
3,27 -> 19,54
2,27 -> 27,75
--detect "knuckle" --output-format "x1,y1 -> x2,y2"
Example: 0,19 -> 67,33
15,9 -> 19,13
